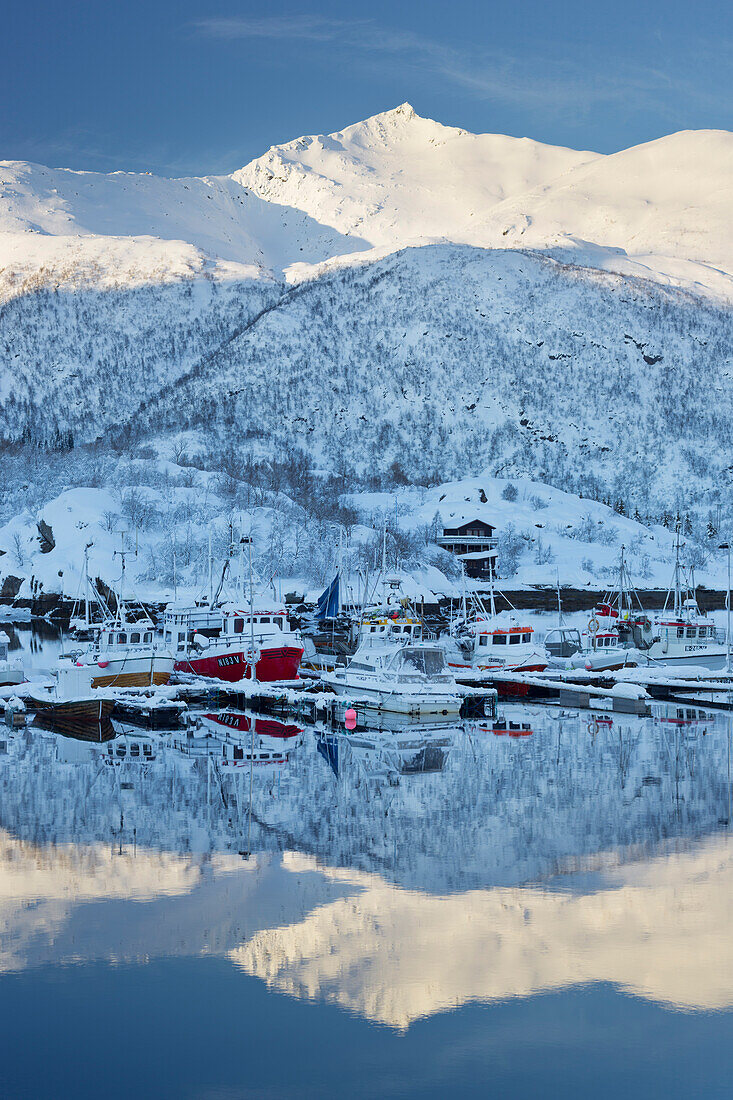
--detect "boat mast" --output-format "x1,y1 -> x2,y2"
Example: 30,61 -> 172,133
208,532 -> 213,607
488,559 -> 497,621
674,524 -> 682,618
243,535 -> 257,684
84,541 -> 93,629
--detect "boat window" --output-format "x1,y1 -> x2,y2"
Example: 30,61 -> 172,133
393,647 -> 446,676
479,636 -> 488,646
130,742 -> 140,756
677,627 -> 684,638
144,632 -> 152,643
234,618 -> 244,634
493,635 -> 506,645
130,632 -> 141,644
116,745 -> 126,757
143,743 -> 152,756
522,633 -> 531,643
234,745 -> 244,760
117,633 -> 127,645
509,634 -> 520,645
165,631 -> 172,643
687,627 -> 696,638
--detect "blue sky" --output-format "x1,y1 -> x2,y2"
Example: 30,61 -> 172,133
3,0 -> 730,175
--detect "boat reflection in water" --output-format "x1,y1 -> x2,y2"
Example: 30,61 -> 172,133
316,713 -> 455,782
1,700 -> 733,1068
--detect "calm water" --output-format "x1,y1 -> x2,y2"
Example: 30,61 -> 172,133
2,630 -> 733,1097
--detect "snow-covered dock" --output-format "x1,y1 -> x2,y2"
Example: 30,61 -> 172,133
483,664 -> 733,715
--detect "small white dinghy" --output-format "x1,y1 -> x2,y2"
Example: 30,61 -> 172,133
322,642 -> 462,716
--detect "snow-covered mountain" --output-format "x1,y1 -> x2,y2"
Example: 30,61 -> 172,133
233,102 -> 598,256
0,103 -> 731,521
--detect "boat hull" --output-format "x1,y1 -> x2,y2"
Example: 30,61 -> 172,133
175,645 -> 303,683
647,651 -> 730,671
88,654 -> 174,690
326,680 -> 461,715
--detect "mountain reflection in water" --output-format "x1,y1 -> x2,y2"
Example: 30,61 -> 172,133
0,703 -> 732,1031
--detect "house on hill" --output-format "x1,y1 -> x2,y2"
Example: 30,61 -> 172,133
436,519 -> 498,579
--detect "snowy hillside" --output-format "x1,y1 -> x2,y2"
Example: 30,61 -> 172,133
126,244 -> 733,512
0,466 -> 727,605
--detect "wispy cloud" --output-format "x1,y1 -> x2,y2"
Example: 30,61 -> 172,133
192,14 -> 724,119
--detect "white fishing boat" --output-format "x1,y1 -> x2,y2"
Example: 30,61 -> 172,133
440,571 -> 547,678
66,539 -> 173,688
616,532 -> 728,670
26,659 -> 115,737
545,552 -> 644,671
322,642 -> 462,716
0,631 -> 24,687
443,614 -> 548,677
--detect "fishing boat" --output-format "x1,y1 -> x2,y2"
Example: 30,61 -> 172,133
163,535 -> 303,683
562,620 -> 640,671
0,631 -> 24,687
78,620 -> 175,688
322,642 -> 462,716
615,532 -> 728,670
26,660 -> 115,738
166,602 -> 303,682
545,553 -> 643,671
67,540 -> 173,688
440,570 -> 547,678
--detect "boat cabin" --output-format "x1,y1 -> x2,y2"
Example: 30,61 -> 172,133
222,610 -> 289,637
99,625 -> 155,650
359,616 -> 424,645
474,626 -> 533,650
164,607 -> 290,653
544,627 -> 581,659
349,644 -> 450,679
